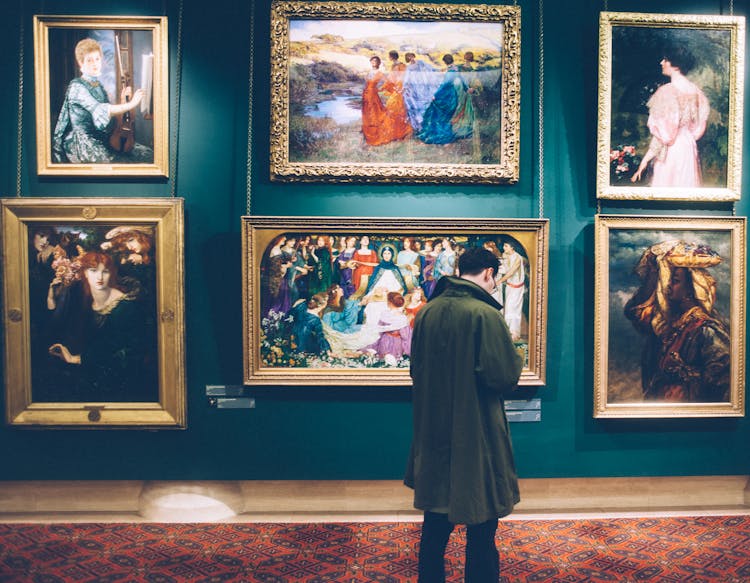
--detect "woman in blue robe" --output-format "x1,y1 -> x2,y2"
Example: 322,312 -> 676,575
290,294 -> 330,355
434,238 -> 457,282
364,245 -> 408,296
418,54 -> 471,145
322,284 -> 362,334
403,53 -> 440,133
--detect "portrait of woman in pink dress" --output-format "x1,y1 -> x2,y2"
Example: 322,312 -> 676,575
631,47 -> 709,188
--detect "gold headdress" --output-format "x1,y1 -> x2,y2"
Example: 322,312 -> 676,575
632,240 -> 721,336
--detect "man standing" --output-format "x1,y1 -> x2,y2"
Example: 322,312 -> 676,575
404,247 -> 523,582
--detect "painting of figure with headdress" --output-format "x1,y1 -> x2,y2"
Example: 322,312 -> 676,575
595,215 -> 745,418
622,240 -> 730,403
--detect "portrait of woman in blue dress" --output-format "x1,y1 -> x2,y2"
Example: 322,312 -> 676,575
51,36 -> 153,164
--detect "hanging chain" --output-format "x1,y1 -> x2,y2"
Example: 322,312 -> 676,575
725,0 -> 734,214
598,0 -> 607,215
169,0 -> 184,197
537,0 -> 544,218
15,3 -> 24,197
246,1 -> 256,215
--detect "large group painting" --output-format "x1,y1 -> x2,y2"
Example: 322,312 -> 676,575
242,217 -> 548,386
269,1 -> 521,183
1,199 -> 185,427
594,215 -> 746,418
597,12 -> 745,201
33,15 -> 169,177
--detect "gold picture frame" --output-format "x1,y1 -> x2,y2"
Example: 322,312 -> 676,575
597,12 -> 745,201
33,15 -> 169,177
269,1 -> 521,184
594,214 -> 745,418
242,216 -> 548,386
1,198 -> 185,427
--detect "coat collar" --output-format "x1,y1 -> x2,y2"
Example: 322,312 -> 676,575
429,276 -> 503,311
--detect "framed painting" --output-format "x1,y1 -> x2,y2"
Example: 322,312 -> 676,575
242,216 -> 548,386
594,214 -> 746,418
33,15 -> 169,177
269,1 -> 521,184
597,12 -> 745,201
1,198 -> 185,427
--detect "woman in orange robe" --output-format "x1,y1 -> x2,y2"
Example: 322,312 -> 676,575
381,51 -> 412,141
362,53 -> 412,146
362,56 -> 388,145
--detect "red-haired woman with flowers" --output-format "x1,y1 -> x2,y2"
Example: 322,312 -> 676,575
47,251 -> 157,401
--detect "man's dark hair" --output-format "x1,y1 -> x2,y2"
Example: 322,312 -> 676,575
388,50 -> 399,61
458,247 -> 498,278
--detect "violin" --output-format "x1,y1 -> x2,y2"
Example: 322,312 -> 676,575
109,31 -> 135,153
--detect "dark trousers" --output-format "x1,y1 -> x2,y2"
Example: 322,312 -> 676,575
418,511 -> 499,582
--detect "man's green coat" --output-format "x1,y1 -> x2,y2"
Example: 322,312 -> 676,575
404,276 -> 524,525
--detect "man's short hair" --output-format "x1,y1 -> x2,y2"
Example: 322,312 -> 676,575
458,247 -> 498,278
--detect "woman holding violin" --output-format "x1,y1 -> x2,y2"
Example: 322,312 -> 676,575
52,38 -> 152,164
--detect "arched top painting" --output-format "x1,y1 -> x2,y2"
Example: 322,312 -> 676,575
269,1 -> 521,184
596,12 -> 745,201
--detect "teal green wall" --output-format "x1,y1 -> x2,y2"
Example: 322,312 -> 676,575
1,0 -> 748,480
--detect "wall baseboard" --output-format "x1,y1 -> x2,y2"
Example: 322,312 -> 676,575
0,476 -> 747,522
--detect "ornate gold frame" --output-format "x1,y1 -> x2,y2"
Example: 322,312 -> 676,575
594,214 -> 745,418
597,12 -> 745,201
269,1 -> 521,184
1,198 -> 185,427
33,15 -> 169,177
242,216 -> 548,386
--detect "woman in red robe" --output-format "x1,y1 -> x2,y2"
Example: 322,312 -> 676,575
350,235 -> 379,294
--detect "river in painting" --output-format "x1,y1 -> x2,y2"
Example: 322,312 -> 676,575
304,94 -> 361,125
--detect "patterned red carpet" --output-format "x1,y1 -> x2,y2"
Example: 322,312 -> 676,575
1,516 -> 749,582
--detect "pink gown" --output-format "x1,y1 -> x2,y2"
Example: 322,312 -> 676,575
645,82 -> 710,187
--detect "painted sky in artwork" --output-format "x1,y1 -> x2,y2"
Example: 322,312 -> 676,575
291,19 -> 503,51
